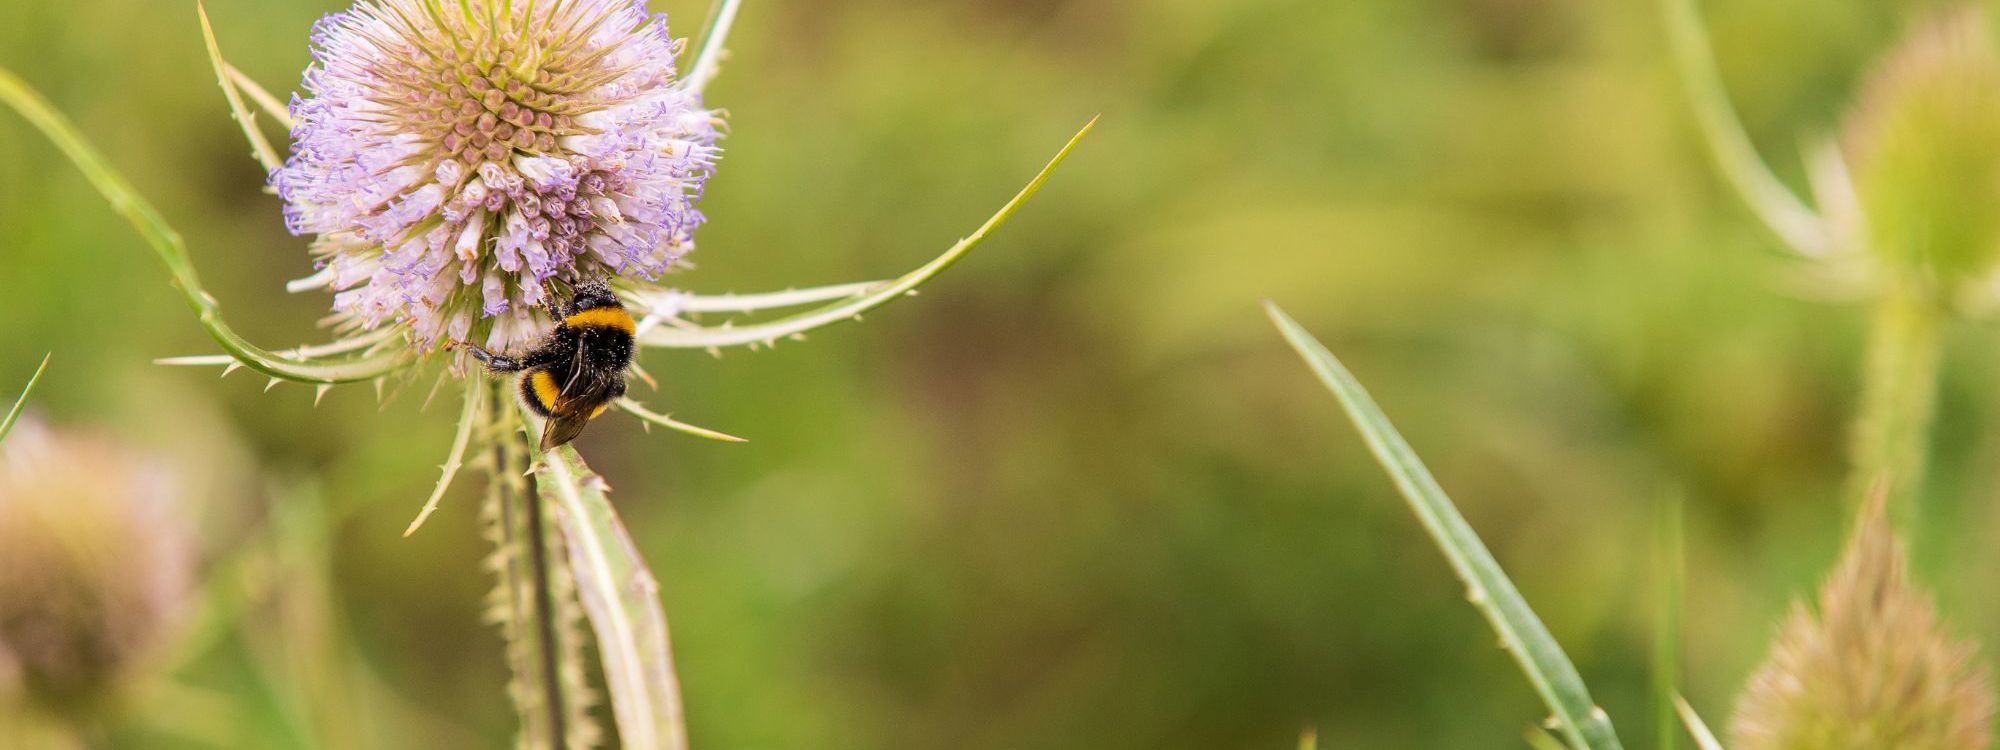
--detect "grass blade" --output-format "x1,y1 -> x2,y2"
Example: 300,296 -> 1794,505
1664,0 -> 1832,257
517,401 -> 686,750
1653,493 -> 1685,750
638,116 -> 1097,350
1265,301 -> 1624,750
0,66 -> 414,384
0,353 -> 51,444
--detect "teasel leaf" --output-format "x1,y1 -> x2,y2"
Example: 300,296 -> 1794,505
638,116 -> 1097,350
156,328 -> 405,370
516,400 -> 687,750
0,68 -> 416,384
0,353 -> 50,445
1266,301 -> 1624,750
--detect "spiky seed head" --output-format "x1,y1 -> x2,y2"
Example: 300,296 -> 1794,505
276,0 -> 722,354
1729,494 -> 1994,750
0,422 -> 196,718
1841,5 -> 2000,297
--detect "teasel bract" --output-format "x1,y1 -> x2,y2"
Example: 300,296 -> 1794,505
0,0 -> 1093,746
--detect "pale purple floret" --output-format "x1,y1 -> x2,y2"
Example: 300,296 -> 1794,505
273,0 -> 721,353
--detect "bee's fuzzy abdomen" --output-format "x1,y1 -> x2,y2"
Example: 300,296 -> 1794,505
521,369 -> 562,417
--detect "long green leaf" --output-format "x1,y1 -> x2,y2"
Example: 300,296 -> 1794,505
516,401 -> 686,750
0,67 -> 413,384
0,353 -> 50,445
1265,302 -> 1624,750
638,116 -> 1097,350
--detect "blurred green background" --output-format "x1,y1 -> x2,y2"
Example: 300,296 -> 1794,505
3,0 -> 1997,747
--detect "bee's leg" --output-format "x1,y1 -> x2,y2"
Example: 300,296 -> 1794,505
462,344 -> 528,373
541,278 -> 571,316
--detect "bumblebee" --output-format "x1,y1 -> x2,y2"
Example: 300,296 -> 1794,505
464,279 -> 635,451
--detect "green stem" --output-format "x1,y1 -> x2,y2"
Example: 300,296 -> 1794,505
1849,283 -> 1944,513
487,397 -> 569,750
521,471 -> 569,745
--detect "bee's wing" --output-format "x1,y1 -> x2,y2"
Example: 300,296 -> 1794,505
539,405 -> 595,451
541,365 -> 620,451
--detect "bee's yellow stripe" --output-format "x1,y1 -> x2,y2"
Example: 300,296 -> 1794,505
565,306 -> 636,334
529,370 -> 563,411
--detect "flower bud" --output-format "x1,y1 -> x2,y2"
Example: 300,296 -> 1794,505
1841,6 -> 2000,297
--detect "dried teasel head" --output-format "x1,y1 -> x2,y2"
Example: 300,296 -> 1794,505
0,421 -> 196,718
1729,492 -> 1994,750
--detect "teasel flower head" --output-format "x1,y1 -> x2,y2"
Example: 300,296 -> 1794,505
1729,494 -> 1994,750
0,421 -> 196,718
1835,4 -> 2000,304
1672,1 -> 2000,309
276,0 -> 722,354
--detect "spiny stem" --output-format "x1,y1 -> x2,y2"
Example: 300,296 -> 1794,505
488,398 -> 566,750
1849,282 -> 1944,513
521,463 -> 569,744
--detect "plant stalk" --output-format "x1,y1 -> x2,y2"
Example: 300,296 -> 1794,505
1848,282 -> 1944,514
487,393 -> 571,750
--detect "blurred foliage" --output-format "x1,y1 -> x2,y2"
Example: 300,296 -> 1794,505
2,0 -> 1998,748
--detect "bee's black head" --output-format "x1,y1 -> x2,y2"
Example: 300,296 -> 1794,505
567,279 -> 623,313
